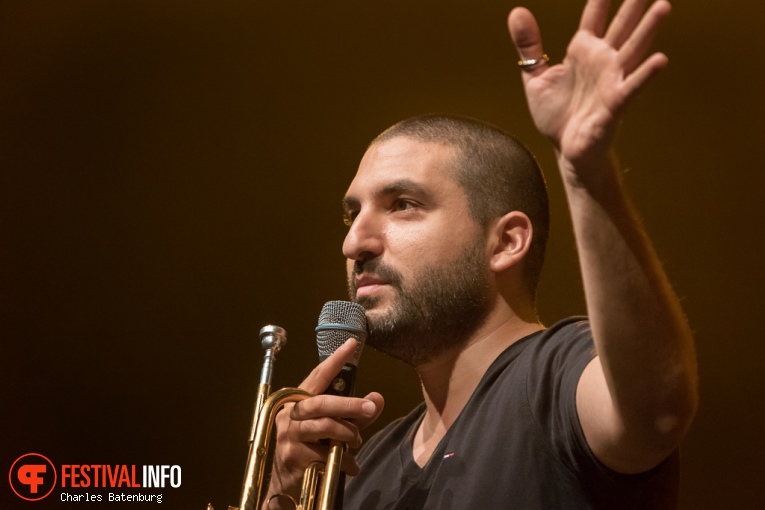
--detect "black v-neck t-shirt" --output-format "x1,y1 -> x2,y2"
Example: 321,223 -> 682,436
344,318 -> 679,509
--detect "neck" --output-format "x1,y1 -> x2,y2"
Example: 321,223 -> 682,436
414,308 -> 543,439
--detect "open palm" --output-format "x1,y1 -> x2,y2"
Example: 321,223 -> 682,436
509,0 -> 671,169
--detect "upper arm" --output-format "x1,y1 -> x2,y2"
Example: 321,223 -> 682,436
576,356 -> 682,474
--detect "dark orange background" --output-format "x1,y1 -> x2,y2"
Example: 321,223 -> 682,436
1,1 -> 763,508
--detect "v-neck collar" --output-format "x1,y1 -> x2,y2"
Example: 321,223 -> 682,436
397,328 -> 544,476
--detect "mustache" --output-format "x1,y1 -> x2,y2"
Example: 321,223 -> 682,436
349,259 -> 404,292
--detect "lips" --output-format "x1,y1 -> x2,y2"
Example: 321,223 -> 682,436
354,274 -> 389,298
350,260 -> 402,302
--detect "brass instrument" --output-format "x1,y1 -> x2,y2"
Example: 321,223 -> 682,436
210,300 -> 366,510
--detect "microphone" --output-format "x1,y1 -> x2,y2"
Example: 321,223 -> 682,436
315,300 -> 367,397
314,301 -> 367,510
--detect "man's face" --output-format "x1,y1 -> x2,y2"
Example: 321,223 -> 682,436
342,137 -> 493,365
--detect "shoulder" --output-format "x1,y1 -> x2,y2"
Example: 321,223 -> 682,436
520,316 -> 595,411
526,316 -> 594,370
537,316 -> 593,350
486,316 -> 593,382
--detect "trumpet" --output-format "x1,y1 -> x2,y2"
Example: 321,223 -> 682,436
209,301 -> 367,510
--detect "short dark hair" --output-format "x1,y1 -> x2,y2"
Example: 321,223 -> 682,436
372,114 -> 549,300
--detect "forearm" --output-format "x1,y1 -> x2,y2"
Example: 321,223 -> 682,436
560,152 -> 698,443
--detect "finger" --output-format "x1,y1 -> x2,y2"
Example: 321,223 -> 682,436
289,444 -> 361,477
276,440 -> 359,476
279,401 -> 364,447
293,416 -> 363,448
579,0 -> 611,36
621,52 -> 668,101
604,0 -> 650,49
291,394 -> 378,422
351,392 -> 385,431
618,0 -> 671,73
286,442 -> 330,467
508,7 -> 549,77
268,441 -> 326,496
299,338 -> 359,394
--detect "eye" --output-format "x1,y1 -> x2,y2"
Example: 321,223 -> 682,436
393,199 -> 416,212
343,210 -> 357,227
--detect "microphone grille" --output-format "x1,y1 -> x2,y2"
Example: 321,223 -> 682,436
316,301 -> 367,363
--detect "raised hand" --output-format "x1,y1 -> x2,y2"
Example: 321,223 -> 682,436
265,339 -> 384,508
508,0 -> 671,173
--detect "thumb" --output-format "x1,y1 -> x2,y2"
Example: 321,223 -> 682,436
353,392 -> 385,431
299,338 -> 359,394
508,7 -> 548,77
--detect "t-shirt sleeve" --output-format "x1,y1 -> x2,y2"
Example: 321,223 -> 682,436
524,318 -> 680,509
524,318 -> 596,475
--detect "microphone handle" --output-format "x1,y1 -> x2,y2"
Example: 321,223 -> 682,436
316,301 -> 367,509
321,364 -> 358,510
322,364 -> 358,397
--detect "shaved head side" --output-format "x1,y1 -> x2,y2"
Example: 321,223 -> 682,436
371,114 -> 549,301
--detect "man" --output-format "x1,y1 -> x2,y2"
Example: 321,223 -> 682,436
265,0 -> 698,508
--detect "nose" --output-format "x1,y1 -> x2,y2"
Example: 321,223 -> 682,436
342,209 -> 384,262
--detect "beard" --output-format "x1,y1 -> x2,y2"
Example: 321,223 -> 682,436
347,236 -> 493,366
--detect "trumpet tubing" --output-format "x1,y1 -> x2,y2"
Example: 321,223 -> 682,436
239,388 -> 313,510
209,325 -> 345,510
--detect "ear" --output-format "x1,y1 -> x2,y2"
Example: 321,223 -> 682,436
487,211 -> 533,273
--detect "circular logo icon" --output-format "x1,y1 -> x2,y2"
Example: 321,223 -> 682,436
9,453 -> 57,501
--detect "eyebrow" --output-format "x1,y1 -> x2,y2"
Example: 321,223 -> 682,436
342,178 -> 428,212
